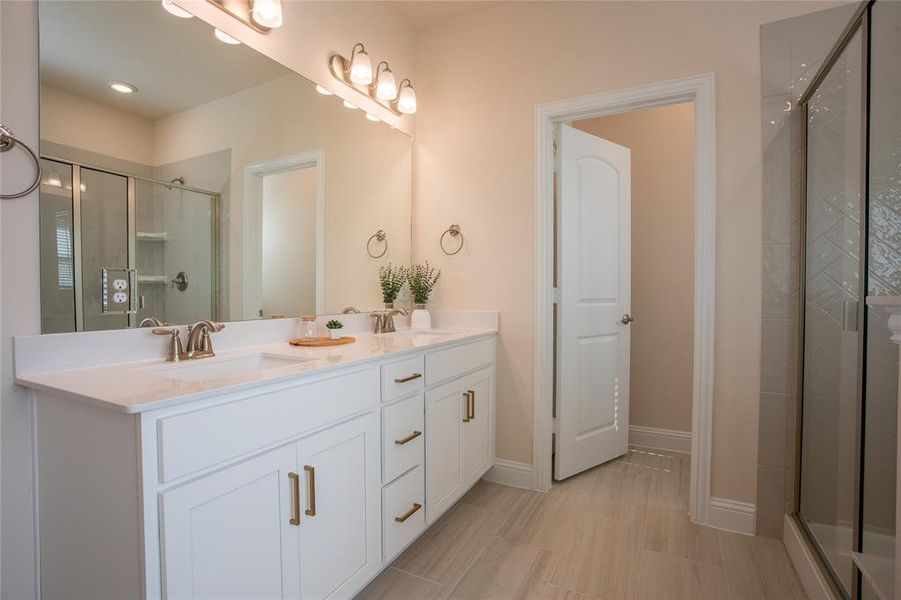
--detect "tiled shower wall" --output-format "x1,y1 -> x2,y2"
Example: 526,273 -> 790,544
757,4 -> 857,538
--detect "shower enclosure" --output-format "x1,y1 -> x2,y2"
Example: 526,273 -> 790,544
38,157 -> 219,332
797,2 -> 899,599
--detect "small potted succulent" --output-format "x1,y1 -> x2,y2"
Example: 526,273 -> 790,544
325,319 -> 344,340
408,261 -> 441,329
379,263 -> 408,308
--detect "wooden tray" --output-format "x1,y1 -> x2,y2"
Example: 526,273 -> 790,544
289,336 -> 355,347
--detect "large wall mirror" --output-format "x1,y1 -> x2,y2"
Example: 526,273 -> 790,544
37,0 -> 412,333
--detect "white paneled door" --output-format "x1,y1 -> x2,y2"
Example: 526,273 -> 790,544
554,124 -> 632,481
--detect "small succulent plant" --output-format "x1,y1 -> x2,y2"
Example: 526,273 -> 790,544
325,319 -> 344,330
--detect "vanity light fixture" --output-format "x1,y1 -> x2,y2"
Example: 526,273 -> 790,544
372,62 -> 397,101
315,85 -> 334,96
328,44 -> 415,117
396,79 -> 417,115
343,100 -> 359,110
161,0 -> 193,18
251,0 -> 282,28
109,80 -> 138,94
214,28 -> 242,45
365,113 -> 380,123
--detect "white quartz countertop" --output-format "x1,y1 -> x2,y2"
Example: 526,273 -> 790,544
16,328 -> 496,414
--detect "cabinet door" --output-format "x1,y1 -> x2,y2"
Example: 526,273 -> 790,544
425,379 -> 464,522
297,412 -> 381,600
462,368 -> 493,487
161,445 -> 300,599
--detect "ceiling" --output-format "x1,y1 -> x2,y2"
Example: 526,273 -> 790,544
387,1 -> 499,30
39,1 -> 292,120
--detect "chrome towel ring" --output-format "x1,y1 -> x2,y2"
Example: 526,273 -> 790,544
367,229 -> 388,258
440,224 -> 464,255
0,123 -> 42,200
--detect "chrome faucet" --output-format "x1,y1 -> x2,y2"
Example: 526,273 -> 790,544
185,320 -> 225,359
370,309 -> 408,334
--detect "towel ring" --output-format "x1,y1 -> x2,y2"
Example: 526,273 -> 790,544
440,224 -> 464,255
367,229 -> 388,258
0,123 -> 42,200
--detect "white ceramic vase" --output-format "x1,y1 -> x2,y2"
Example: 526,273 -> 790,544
410,304 -> 431,329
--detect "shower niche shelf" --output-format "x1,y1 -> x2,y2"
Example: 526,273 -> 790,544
137,275 -> 168,285
136,232 -> 168,242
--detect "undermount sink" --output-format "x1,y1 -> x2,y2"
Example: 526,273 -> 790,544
145,353 -> 311,382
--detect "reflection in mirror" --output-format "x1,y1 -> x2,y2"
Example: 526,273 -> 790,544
37,0 -> 412,333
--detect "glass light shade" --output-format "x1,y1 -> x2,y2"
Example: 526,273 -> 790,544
349,50 -> 372,85
342,100 -> 359,110
365,113 -> 380,122
315,85 -> 333,96
214,28 -> 241,45
375,68 -> 397,101
109,80 -> 137,94
161,0 -> 193,18
45,173 -> 62,187
251,0 -> 282,28
397,84 -> 417,114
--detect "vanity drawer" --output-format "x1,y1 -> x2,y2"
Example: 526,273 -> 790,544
382,465 -> 425,562
381,354 -> 424,401
382,393 -> 424,483
425,337 -> 496,386
156,367 -> 379,482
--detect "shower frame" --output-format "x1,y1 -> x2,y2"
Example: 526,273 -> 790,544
42,155 -> 221,330
793,1 -> 874,599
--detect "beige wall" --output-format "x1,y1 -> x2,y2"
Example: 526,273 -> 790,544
573,103 -> 695,434
40,85 -> 154,166
412,0 -> 850,503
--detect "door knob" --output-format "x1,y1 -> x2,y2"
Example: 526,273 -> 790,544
621,313 -> 634,325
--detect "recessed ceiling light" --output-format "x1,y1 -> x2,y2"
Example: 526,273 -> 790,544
214,28 -> 241,45
161,0 -> 193,18
109,80 -> 137,94
342,100 -> 358,110
365,113 -> 380,122
315,85 -> 334,96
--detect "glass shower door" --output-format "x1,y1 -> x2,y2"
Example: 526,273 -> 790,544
798,27 -> 863,595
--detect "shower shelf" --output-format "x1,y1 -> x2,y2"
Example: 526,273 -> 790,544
136,232 -> 167,242
137,275 -> 168,285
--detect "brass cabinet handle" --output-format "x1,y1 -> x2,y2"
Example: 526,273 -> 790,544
288,472 -> 301,526
394,373 -> 422,384
468,389 -> 476,420
395,502 -> 422,523
394,430 -> 422,445
304,465 -> 316,516
463,391 -> 472,423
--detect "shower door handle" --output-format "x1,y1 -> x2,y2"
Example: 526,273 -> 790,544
842,300 -> 858,332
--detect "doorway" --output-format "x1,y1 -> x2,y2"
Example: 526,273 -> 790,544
534,73 -> 716,525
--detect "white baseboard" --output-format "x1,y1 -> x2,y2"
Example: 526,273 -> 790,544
706,497 -> 756,535
629,425 -> 692,454
482,459 -> 535,490
783,514 -> 839,600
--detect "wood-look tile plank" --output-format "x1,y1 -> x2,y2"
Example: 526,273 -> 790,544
584,461 -> 651,523
525,583 -> 597,600
718,530 -> 807,599
392,501 -> 506,587
461,480 -> 540,515
549,513 -> 642,599
356,567 -> 448,600
447,537 -> 557,599
642,507 -> 722,566
634,549 -> 729,600
647,456 -> 690,512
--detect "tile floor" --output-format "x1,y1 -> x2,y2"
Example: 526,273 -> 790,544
357,449 -> 807,600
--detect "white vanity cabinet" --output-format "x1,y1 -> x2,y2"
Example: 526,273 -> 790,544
24,331 -> 496,600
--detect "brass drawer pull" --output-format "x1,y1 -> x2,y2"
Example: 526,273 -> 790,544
394,373 -> 422,384
395,502 -> 422,523
395,430 -> 422,445
304,465 -> 316,516
288,472 -> 301,526
463,391 -> 472,422
468,389 -> 476,420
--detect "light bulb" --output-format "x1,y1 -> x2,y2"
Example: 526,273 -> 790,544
343,100 -> 358,110
109,80 -> 137,94
349,45 -> 372,85
161,0 -> 193,18
214,28 -> 241,45
251,0 -> 282,28
374,65 -> 397,101
315,85 -> 334,96
396,81 -> 417,114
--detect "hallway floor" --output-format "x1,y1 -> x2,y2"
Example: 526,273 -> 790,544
358,449 -> 807,599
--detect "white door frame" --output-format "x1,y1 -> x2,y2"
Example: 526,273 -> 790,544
533,73 -> 716,525
243,150 -> 325,318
